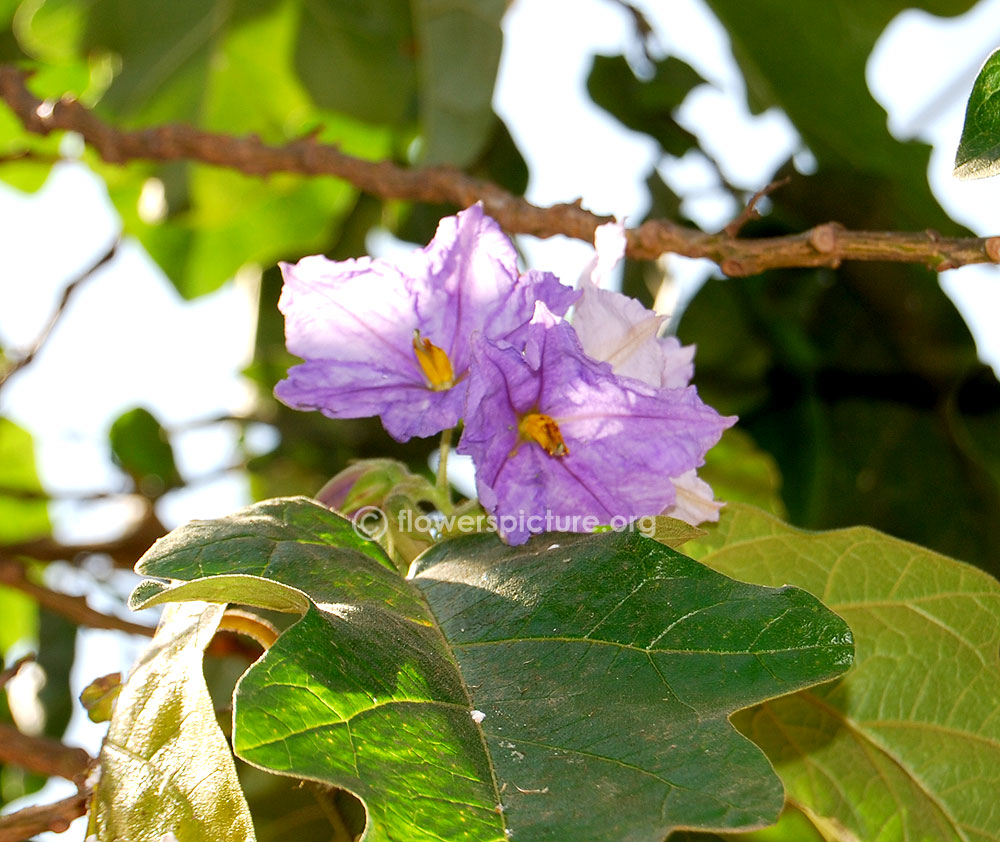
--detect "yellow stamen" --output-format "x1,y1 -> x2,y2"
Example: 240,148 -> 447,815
412,331 -> 455,391
519,413 -> 569,457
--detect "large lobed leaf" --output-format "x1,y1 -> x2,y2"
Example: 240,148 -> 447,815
686,503 -> 1000,842
130,497 -> 853,841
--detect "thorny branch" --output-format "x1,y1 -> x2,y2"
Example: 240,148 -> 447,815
2,66 -> 998,276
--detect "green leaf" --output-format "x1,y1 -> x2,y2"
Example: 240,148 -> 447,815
702,0 -> 976,233
295,0 -> 505,166
132,497 -> 853,840
587,54 -> 705,157
79,672 -> 123,723
679,267 -> 1000,575
0,417 -> 50,544
411,0 -> 506,166
699,427 -> 787,519
955,47 -> 1000,179
89,601 -> 256,842
81,0 -> 279,125
36,609 -> 76,738
294,0 -> 416,126
109,407 -> 182,498
687,503 -> 1000,842
0,589 -> 36,658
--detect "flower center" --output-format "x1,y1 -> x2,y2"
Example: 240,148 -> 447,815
412,331 -> 455,391
518,412 -> 569,457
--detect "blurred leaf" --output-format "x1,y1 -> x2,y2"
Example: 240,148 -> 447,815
0,0 -> 26,61
395,116 -> 529,244
0,102 -> 58,192
699,427 -> 786,518
294,0 -> 416,125
679,260 -> 1000,574
413,0 -> 505,166
688,503 -> 1000,842
0,589 -> 36,657
36,608 -> 75,738
295,0 -> 505,166
955,47 -> 1000,179
0,417 -> 50,545
587,54 -> 705,157
79,672 -> 123,723
132,497 -> 853,840
702,0 -> 975,233
109,407 -> 181,498
76,0 -> 393,297
89,601 -> 256,842
80,0 -> 279,125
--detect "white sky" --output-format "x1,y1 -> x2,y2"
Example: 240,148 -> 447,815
2,0 -> 1000,830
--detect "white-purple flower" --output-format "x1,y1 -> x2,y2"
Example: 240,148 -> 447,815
572,222 -> 724,524
274,205 -> 577,441
457,305 -> 736,545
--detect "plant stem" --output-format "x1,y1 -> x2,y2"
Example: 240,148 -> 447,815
437,428 -> 453,502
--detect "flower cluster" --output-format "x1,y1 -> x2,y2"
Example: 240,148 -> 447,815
276,205 -> 734,544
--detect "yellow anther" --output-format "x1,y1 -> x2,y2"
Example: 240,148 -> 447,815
519,413 -> 569,457
412,330 -> 455,391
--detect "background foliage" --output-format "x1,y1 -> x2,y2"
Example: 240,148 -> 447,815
1,0 -> 999,840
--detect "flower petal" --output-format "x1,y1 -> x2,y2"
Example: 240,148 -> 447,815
458,317 -> 735,544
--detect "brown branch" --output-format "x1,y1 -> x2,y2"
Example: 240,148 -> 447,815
2,65 -> 998,275
0,554 -> 154,636
0,235 -> 119,392
1,504 -> 166,569
0,724 -> 94,840
0,724 -> 93,784
0,790 -> 91,841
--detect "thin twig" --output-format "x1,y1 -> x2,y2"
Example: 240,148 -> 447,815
0,554 -> 155,636
1,66 -> 997,275
723,176 -> 791,237
0,789 -> 92,842
0,236 -> 120,392
0,653 -> 34,688
606,0 -> 658,63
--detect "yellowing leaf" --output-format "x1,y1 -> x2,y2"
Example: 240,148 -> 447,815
89,602 -> 256,842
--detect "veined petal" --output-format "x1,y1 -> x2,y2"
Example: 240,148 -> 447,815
275,205 -> 577,441
458,318 -> 735,544
573,279 -> 695,389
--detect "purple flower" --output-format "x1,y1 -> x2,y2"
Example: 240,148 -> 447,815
457,305 -> 736,544
572,222 -> 723,524
275,205 -> 578,441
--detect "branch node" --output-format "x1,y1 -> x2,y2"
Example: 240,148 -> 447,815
808,223 -> 838,254
985,236 -> 1000,263
935,259 -> 957,272
723,176 -> 790,237
720,258 -> 747,277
